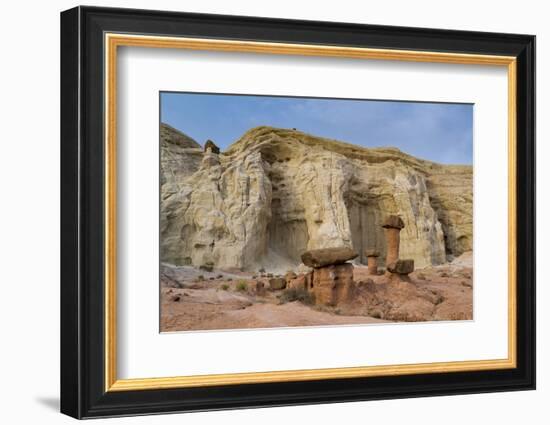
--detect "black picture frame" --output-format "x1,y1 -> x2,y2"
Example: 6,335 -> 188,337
61,5 -> 535,419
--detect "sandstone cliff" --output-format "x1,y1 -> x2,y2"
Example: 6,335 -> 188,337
160,125 -> 472,270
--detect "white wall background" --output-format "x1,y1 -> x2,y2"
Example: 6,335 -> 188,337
0,0 -> 545,423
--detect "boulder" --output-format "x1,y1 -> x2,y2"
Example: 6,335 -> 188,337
387,259 -> 414,275
268,277 -> 286,290
301,247 -> 357,268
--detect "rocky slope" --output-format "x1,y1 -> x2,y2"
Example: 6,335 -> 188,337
160,125 -> 472,270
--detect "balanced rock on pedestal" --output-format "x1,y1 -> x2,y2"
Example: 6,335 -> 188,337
365,249 -> 380,275
382,215 -> 405,266
301,247 -> 358,306
301,247 -> 357,268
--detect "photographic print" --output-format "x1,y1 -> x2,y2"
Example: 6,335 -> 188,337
159,92 -> 473,332
61,9 -> 535,417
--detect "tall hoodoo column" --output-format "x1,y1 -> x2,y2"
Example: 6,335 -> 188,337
382,215 -> 405,266
365,249 -> 380,275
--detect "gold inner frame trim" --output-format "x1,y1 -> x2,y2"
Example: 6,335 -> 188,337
104,33 -> 518,392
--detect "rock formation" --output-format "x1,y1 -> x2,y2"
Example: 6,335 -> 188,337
160,123 -> 203,198
380,214 -> 415,281
268,277 -> 286,290
160,125 -> 473,270
284,270 -> 297,279
358,278 -> 446,322
311,263 -> 355,306
426,167 -> 473,257
204,139 -> 220,154
387,259 -> 414,275
301,247 -> 357,306
365,249 -> 379,275
301,247 -> 357,268
254,280 -> 266,296
382,215 -> 404,265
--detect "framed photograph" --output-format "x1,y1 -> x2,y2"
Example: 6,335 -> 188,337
60,6 -> 535,419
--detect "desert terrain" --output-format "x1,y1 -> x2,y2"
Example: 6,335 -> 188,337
159,124 -> 473,332
160,252 -> 472,332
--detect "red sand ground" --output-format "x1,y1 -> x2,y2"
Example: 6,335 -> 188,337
160,252 -> 473,332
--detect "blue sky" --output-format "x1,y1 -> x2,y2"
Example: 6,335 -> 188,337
160,92 -> 473,165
